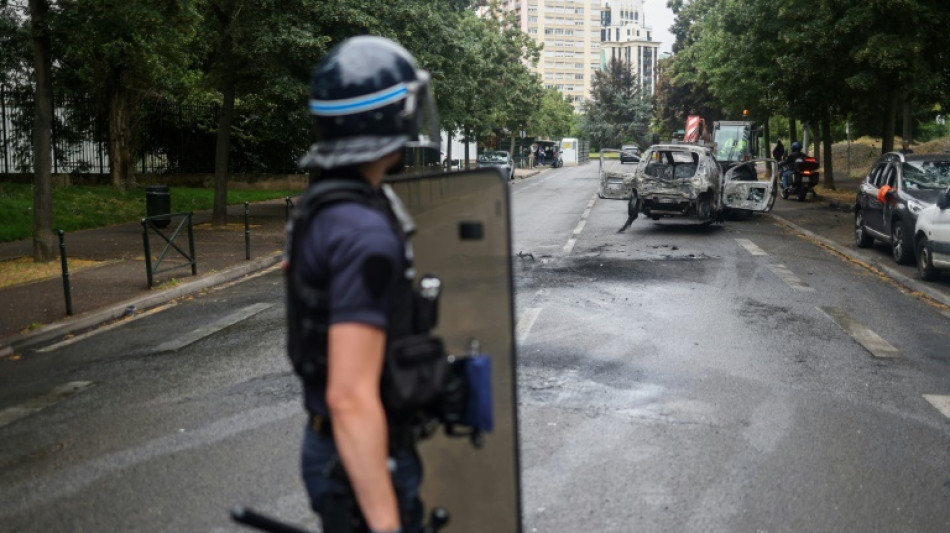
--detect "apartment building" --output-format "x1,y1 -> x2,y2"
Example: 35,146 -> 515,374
498,0 -> 603,110
600,0 -> 660,96
495,0 -> 660,109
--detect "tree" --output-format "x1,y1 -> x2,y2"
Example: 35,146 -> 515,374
580,58 -> 653,150
28,0 -> 54,261
54,0 -> 200,188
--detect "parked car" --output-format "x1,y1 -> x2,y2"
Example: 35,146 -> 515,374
914,185 -> 950,280
476,150 -> 515,180
620,145 -> 640,164
854,152 -> 950,264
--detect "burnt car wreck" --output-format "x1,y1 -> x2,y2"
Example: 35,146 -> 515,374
607,143 -> 776,231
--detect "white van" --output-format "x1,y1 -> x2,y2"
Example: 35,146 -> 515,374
560,138 -> 584,166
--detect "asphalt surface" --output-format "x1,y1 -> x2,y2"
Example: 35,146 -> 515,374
2,168 -> 950,358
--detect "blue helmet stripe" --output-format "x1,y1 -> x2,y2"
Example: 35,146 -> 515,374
310,84 -> 409,116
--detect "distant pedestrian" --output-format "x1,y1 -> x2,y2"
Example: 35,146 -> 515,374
537,145 -> 545,165
772,139 -> 785,161
900,140 -> 914,154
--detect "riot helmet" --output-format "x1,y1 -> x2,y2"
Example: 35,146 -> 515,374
299,36 -> 440,170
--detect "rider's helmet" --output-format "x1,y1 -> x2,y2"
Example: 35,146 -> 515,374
791,141 -> 802,152
299,36 -> 440,170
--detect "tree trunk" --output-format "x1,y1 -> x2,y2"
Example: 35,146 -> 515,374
902,95 -> 912,143
789,118 -> 797,146
812,122 -> 820,165
212,6 -> 236,228
821,109 -> 835,190
881,87 -> 898,154
762,118 -> 770,159
108,82 -> 135,188
445,130 -> 453,169
30,0 -> 55,262
464,129 -> 470,169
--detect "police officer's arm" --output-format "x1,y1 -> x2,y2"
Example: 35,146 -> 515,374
326,323 -> 400,532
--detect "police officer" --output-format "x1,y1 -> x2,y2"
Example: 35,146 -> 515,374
286,36 -> 442,533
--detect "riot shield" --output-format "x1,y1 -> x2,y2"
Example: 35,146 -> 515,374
385,168 -> 521,533
598,149 -> 636,200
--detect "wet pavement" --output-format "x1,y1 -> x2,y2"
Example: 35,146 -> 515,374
2,168 -> 948,357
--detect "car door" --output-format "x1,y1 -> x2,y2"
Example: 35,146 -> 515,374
722,159 -> 777,212
930,191 -> 950,267
864,162 -> 894,236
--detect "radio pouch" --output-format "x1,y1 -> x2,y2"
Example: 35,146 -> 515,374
383,335 -> 448,412
462,355 -> 493,432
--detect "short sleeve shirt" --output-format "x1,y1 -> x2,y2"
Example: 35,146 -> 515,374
300,200 -> 404,329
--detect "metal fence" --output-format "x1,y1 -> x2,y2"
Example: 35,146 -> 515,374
0,85 -> 301,176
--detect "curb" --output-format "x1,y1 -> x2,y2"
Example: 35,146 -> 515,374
767,212 -> 950,309
0,252 -> 282,355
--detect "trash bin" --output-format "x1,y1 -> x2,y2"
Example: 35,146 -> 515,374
145,184 -> 171,228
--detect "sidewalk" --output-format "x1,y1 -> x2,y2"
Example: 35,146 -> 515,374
0,198 -> 290,355
2,172 -> 948,357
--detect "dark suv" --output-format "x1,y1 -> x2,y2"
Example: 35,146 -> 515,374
854,152 -> 950,263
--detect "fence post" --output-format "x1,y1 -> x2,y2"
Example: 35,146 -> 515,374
1,85 -> 8,174
142,219 -> 154,288
187,212 -> 197,275
244,201 -> 250,260
58,230 -> 73,316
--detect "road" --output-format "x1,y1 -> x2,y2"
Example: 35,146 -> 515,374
1,162 -> 949,532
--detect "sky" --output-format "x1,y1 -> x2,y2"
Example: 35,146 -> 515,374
642,0 -> 676,54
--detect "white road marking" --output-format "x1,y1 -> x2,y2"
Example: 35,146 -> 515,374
923,395 -> 950,419
769,264 -> 815,292
735,238 -> 768,256
0,381 -> 94,428
563,194 -> 598,254
154,302 -> 274,352
516,308 -> 542,344
819,306 -> 899,358
36,302 -> 178,353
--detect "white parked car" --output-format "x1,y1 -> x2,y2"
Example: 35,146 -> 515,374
913,185 -> 950,280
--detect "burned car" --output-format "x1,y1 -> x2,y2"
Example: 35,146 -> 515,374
618,143 -> 776,229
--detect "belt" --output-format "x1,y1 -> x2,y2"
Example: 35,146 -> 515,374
310,414 -> 418,449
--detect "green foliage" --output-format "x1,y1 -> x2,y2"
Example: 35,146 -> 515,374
580,58 -> 653,151
0,182 -> 297,242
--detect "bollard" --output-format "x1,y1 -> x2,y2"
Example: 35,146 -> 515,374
142,219 -> 154,288
58,230 -> 73,316
285,197 -> 293,222
244,201 -> 251,260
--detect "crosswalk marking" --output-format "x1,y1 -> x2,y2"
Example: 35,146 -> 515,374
154,302 -> 274,352
819,306 -> 899,358
923,395 -> 950,419
0,381 -> 93,428
736,238 -> 768,256
769,264 -> 815,292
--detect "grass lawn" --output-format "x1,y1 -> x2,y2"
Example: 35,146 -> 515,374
0,184 -> 299,243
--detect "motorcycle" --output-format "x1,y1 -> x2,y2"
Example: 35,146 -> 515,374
779,155 -> 820,201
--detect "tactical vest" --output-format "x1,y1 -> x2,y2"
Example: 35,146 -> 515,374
285,179 -> 448,422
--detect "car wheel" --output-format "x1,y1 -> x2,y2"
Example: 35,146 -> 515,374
854,209 -> 874,248
891,222 -> 913,264
627,191 -> 639,219
917,236 -> 939,281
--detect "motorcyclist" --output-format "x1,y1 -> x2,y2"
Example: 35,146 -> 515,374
781,141 -> 806,189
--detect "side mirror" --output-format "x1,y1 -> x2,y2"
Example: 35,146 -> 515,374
938,187 -> 950,210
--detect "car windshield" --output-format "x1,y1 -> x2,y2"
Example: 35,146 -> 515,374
622,146 -> 637,152
902,159 -> 950,190
478,152 -> 508,163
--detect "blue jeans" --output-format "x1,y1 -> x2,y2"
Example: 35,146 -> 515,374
781,170 -> 793,188
301,423 -> 423,533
